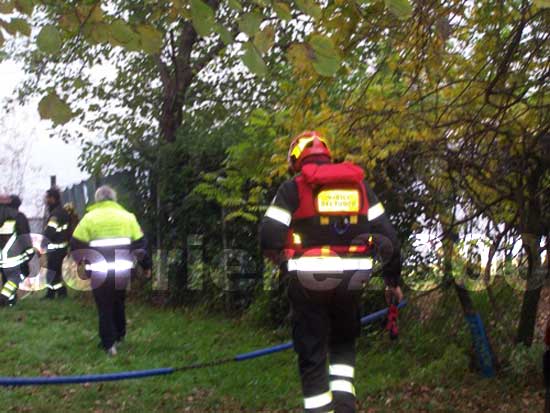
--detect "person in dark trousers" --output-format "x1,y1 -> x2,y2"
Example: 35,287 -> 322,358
260,131 -> 403,413
70,186 -> 152,356
42,187 -> 70,299
0,194 -> 35,307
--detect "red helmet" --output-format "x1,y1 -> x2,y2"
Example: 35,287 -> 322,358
287,131 -> 331,172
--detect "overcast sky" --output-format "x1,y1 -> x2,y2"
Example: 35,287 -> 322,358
0,59 -> 87,216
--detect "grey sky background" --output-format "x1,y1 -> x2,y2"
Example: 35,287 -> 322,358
0,59 -> 87,217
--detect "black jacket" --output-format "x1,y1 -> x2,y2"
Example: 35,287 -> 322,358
0,203 -> 35,268
43,203 -> 70,249
260,175 -> 402,287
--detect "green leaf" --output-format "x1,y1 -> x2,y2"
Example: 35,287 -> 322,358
227,0 -> 243,11
238,11 -> 263,36
287,42 -> 312,72
73,78 -> 86,89
136,24 -> 163,54
191,0 -> 216,37
38,92 -> 75,125
76,4 -> 103,23
252,0 -> 268,6
310,34 -> 337,60
14,0 -> 33,15
82,22 -> 111,44
111,19 -> 135,43
241,42 -> 267,76
534,0 -> 550,7
6,18 -> 30,36
309,34 -> 341,76
295,0 -> 322,20
253,25 -> 274,54
36,25 -> 62,55
273,2 -> 292,20
0,30 -> 4,48
0,1 -> 15,14
215,24 -> 233,45
59,12 -> 80,34
384,0 -> 412,20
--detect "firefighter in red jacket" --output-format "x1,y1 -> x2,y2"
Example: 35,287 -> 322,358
260,131 -> 402,413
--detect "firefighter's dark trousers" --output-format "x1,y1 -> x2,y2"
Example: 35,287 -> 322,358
1,264 -> 28,306
288,274 -> 362,413
45,248 -> 67,298
92,272 -> 128,350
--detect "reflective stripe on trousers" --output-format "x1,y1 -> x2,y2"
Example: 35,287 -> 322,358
329,379 -> 355,395
1,280 -> 18,300
329,362 -> 356,412
304,390 -> 333,412
329,364 -> 354,379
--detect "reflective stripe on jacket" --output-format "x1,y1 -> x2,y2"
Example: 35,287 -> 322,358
44,204 -> 70,251
260,161 -> 401,286
71,200 -> 151,271
0,205 -> 34,269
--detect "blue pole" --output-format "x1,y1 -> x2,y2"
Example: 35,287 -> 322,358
464,313 -> 496,378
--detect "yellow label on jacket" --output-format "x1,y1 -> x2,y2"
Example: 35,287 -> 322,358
316,189 -> 360,213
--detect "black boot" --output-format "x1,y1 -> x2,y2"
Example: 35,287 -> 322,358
42,289 -> 55,300
57,286 -> 67,298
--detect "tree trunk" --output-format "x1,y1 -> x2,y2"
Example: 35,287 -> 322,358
155,22 -> 198,143
443,236 -> 475,315
443,232 -> 499,375
516,232 -> 544,346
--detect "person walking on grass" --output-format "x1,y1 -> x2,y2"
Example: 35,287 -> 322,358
260,131 -> 403,413
70,186 -> 152,356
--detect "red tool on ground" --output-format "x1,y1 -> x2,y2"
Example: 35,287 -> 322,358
386,301 -> 399,341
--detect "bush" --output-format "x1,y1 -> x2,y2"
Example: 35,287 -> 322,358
506,343 -> 544,377
410,343 -> 469,384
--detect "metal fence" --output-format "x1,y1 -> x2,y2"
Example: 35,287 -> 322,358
28,217 -> 44,234
61,172 -> 134,218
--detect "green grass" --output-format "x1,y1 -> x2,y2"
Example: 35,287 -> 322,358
1,293 -> 303,412
0,290 -> 543,412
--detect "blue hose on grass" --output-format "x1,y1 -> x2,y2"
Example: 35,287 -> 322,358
0,368 -> 175,386
0,300 -> 406,386
235,299 -> 408,361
